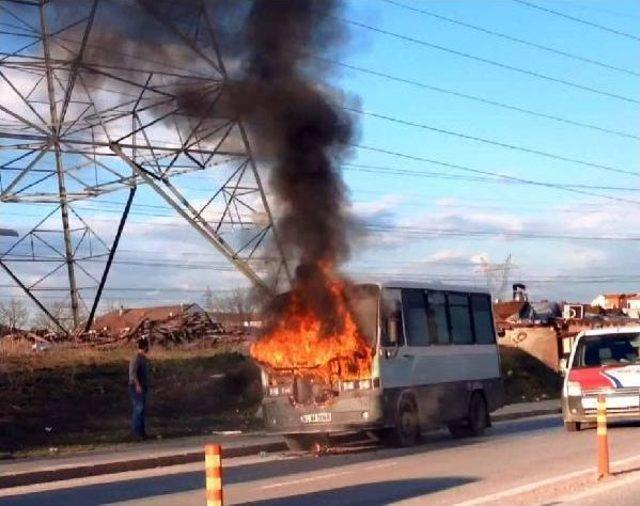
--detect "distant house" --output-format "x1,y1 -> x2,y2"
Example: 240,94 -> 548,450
493,300 -> 531,325
494,299 -> 561,326
92,303 -> 212,333
591,293 -> 634,310
625,296 -> 640,319
530,301 -> 561,323
209,312 -> 262,333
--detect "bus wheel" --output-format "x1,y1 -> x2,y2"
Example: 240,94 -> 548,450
384,397 -> 419,447
449,392 -> 488,438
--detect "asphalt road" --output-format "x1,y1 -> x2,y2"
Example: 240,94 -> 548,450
4,415 -> 640,505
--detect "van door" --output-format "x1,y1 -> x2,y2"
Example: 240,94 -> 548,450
378,288 -> 412,392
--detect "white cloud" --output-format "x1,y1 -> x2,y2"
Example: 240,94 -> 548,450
425,249 -> 466,263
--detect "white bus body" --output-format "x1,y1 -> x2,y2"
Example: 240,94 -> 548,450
260,281 -> 505,447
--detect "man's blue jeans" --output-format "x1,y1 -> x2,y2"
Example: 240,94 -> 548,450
130,386 -> 147,437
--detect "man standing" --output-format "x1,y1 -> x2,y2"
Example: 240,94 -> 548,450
129,337 -> 150,439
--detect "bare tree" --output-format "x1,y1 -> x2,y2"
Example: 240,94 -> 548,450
31,301 -> 86,332
212,288 -> 256,316
0,298 -> 29,331
210,288 -> 257,331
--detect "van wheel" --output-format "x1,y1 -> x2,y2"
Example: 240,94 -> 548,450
448,392 -> 488,438
383,397 -> 420,447
564,421 -> 581,432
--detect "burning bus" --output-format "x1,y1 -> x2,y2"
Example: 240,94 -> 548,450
251,273 -> 505,450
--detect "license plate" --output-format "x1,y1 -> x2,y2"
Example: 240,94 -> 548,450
300,412 -> 331,424
582,396 -> 640,410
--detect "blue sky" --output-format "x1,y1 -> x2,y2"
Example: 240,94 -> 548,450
337,0 -> 640,300
1,0 -> 640,316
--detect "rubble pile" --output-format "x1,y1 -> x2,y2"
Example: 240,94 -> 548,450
0,306 -> 242,349
87,310 -> 225,346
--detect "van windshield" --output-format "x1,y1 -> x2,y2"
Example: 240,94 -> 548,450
573,333 -> 640,368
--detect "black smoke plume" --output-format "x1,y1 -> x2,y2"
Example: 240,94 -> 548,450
55,0 -> 358,328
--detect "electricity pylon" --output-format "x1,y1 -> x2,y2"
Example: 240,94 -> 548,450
0,0 -> 289,332
478,254 -> 513,301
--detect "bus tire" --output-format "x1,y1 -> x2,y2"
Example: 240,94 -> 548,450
564,421 -> 581,432
448,391 -> 488,438
383,396 -> 420,447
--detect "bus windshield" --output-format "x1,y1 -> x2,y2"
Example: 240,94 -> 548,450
345,284 -> 379,348
573,333 -> 640,367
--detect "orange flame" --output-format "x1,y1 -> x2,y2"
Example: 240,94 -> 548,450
250,270 -> 372,383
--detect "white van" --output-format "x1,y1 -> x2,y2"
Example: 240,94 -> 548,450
260,282 -> 505,450
562,327 -> 640,431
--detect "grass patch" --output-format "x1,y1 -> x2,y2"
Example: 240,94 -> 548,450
0,341 -> 262,456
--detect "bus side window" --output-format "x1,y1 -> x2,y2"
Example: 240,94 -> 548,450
471,294 -> 495,344
401,289 -> 429,346
449,293 -> 474,345
427,291 -> 450,345
381,289 -> 405,347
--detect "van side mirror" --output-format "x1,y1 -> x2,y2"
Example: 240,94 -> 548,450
559,358 -> 568,375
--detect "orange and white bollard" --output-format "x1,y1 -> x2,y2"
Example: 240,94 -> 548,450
596,394 -> 610,480
205,444 -> 223,506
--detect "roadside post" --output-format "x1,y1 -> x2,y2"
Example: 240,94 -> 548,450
205,444 -> 223,506
596,394 -> 610,480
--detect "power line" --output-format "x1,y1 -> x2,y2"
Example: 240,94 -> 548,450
346,106 -> 639,178
9,21 -> 640,141
333,14 -> 640,105
352,143 -> 640,207
311,54 -> 640,142
513,0 -> 640,43
344,163 -> 640,193
366,223 -> 640,242
383,0 -> 640,77
5,219 -> 640,246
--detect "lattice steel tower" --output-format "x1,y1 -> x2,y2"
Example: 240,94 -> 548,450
0,0 -> 289,332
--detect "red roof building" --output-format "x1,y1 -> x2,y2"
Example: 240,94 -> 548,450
92,303 -> 208,332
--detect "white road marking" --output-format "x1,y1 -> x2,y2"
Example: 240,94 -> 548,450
259,470 -> 354,490
453,453 -> 640,506
556,468 -> 640,503
452,469 -> 590,506
258,460 -> 398,491
364,461 -> 397,470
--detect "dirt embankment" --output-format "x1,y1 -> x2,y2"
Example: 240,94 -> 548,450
500,345 -> 562,403
0,345 -> 262,456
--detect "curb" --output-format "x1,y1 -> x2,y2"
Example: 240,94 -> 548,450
0,441 -> 287,489
493,407 -> 561,422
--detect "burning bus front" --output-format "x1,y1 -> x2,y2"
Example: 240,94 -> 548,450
251,282 -> 383,438
260,363 -> 386,435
